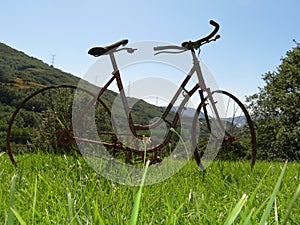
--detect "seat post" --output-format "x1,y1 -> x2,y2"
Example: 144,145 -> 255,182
108,52 -> 137,137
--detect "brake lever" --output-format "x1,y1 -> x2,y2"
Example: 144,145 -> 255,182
197,35 -> 220,56
213,34 -> 221,41
115,47 -> 137,54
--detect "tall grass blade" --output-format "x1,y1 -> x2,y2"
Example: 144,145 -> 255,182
92,199 -> 107,224
242,207 -> 255,225
31,176 -> 38,224
243,166 -> 272,217
224,193 -> 248,225
10,207 -> 26,225
67,191 -> 74,225
7,174 -> 17,225
281,183 -> 300,225
170,128 -> 189,160
38,174 -> 50,187
129,160 -> 150,225
55,115 -> 67,129
274,197 -> 278,225
259,160 -> 288,225
251,197 -> 269,222
69,200 -> 89,225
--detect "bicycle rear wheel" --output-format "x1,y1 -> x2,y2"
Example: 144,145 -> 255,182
193,90 -> 256,168
6,85 -> 102,166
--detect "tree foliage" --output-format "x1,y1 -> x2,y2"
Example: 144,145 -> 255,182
247,42 -> 300,160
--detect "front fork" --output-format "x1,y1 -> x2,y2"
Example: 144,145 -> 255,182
194,87 -> 233,170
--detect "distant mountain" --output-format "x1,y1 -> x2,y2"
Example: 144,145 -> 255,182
172,106 -> 247,126
222,116 -> 247,127
171,106 -> 205,118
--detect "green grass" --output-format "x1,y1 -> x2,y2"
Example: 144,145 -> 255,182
0,151 -> 299,224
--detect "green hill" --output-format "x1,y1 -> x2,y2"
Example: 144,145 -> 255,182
0,42 -> 79,86
0,42 -> 81,110
0,42 -> 79,151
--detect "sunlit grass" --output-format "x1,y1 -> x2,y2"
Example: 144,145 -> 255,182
0,151 -> 299,224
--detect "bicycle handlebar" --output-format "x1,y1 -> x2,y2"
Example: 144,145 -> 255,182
181,20 -> 220,50
153,45 -> 186,51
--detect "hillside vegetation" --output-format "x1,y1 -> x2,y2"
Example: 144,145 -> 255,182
0,42 -> 79,86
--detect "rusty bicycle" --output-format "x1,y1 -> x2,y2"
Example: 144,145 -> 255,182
7,20 -> 256,169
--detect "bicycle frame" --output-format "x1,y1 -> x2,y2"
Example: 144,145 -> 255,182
6,21 -> 256,168
75,45 -> 225,149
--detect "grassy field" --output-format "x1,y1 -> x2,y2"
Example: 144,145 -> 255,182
0,151 -> 299,224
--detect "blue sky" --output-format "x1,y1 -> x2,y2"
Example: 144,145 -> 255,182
1,0 -> 299,102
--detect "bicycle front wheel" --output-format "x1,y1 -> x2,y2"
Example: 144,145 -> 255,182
194,90 -> 256,168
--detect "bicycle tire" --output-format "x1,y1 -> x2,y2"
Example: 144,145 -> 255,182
6,84 -> 112,166
192,90 -> 256,169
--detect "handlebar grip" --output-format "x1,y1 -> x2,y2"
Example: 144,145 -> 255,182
181,20 -> 220,50
153,46 -> 166,51
208,20 -> 220,38
209,20 -> 219,29
153,45 -> 186,51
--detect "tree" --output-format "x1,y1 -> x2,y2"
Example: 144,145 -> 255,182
246,42 -> 300,160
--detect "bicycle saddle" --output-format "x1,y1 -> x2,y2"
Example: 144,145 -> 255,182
88,39 -> 128,57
